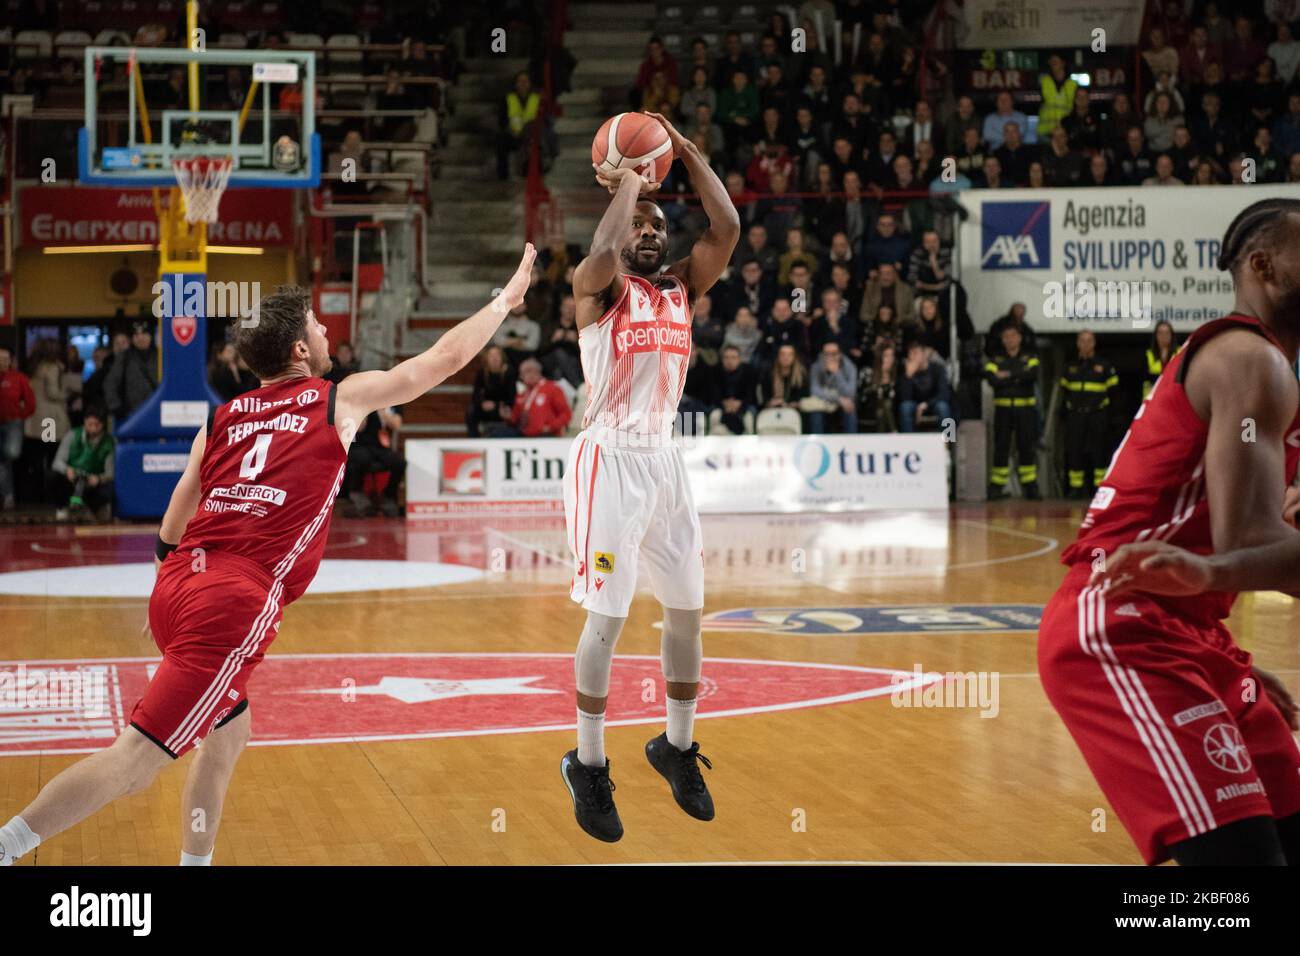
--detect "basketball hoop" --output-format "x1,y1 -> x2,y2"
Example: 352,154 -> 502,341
171,156 -> 233,224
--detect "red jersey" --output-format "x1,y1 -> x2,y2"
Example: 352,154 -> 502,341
178,376 -> 347,604
1062,314 -> 1300,621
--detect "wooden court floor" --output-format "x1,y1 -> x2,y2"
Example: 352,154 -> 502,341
2,502 -> 1297,865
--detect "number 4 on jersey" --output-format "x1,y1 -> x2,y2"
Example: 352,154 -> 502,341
240,434 -> 272,482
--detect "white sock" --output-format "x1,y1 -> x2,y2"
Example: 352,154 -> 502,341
666,697 -> 697,751
0,816 -> 41,866
577,708 -> 606,767
180,850 -> 213,866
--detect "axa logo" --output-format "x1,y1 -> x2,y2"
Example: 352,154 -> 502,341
981,201 -> 1051,270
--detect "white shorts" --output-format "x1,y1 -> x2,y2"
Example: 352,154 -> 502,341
563,427 -> 704,618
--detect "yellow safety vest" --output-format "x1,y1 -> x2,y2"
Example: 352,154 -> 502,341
507,92 -> 540,135
1038,74 -> 1077,135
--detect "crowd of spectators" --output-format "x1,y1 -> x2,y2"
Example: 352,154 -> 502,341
468,3 -> 1300,442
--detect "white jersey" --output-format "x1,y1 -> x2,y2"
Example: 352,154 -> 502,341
580,272 -> 693,443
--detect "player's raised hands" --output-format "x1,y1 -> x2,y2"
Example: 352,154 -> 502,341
499,243 -> 537,312
592,163 -> 658,196
640,111 -> 688,154
1088,540 -> 1215,597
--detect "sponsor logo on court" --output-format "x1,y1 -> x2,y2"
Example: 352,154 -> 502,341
0,654 -> 932,756
700,605 -> 1043,635
1203,723 -> 1252,774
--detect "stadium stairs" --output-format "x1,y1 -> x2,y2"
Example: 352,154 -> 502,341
399,3 -> 656,437
399,54 -> 531,437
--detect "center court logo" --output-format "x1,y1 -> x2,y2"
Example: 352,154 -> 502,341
980,200 -> 1051,269
0,654 -> 928,755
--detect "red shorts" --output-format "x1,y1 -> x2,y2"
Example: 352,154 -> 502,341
130,550 -> 282,758
1039,564 -> 1300,863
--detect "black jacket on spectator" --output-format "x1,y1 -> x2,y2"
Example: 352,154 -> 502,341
758,366 -> 810,406
1061,109 -> 1103,152
211,364 -> 259,401
1042,147 -> 1085,186
815,195 -> 881,248
710,362 -> 759,409
993,141 -> 1039,186
104,346 -> 158,420
954,143 -> 988,184
1114,145 -> 1155,185
724,274 -> 777,320
472,366 -> 517,410
683,357 -> 716,406
1189,113 -> 1237,161
899,360 -> 953,406
810,313 -> 859,356
758,316 -> 808,364
692,315 -> 725,353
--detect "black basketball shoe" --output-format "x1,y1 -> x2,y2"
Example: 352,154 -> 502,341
560,750 -> 623,842
645,733 -> 714,821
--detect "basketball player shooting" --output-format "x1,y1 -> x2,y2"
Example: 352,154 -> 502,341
0,244 -> 536,866
1039,198 -> 1300,866
560,112 -> 739,842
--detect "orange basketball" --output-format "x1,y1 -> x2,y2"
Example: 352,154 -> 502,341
591,112 -> 674,186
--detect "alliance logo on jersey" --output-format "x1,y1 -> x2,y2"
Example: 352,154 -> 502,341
698,604 -> 1043,635
980,201 -> 1050,270
440,450 -> 485,496
296,388 -> 319,406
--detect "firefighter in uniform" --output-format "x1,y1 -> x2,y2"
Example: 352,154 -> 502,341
984,324 -> 1040,499
1059,330 -> 1119,498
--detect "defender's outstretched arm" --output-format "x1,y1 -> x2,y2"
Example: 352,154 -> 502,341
337,244 -> 536,424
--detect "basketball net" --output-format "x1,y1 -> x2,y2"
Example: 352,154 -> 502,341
171,156 -> 233,224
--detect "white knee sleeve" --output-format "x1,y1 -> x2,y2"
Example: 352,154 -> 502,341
574,611 -> 626,698
660,606 -> 702,685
